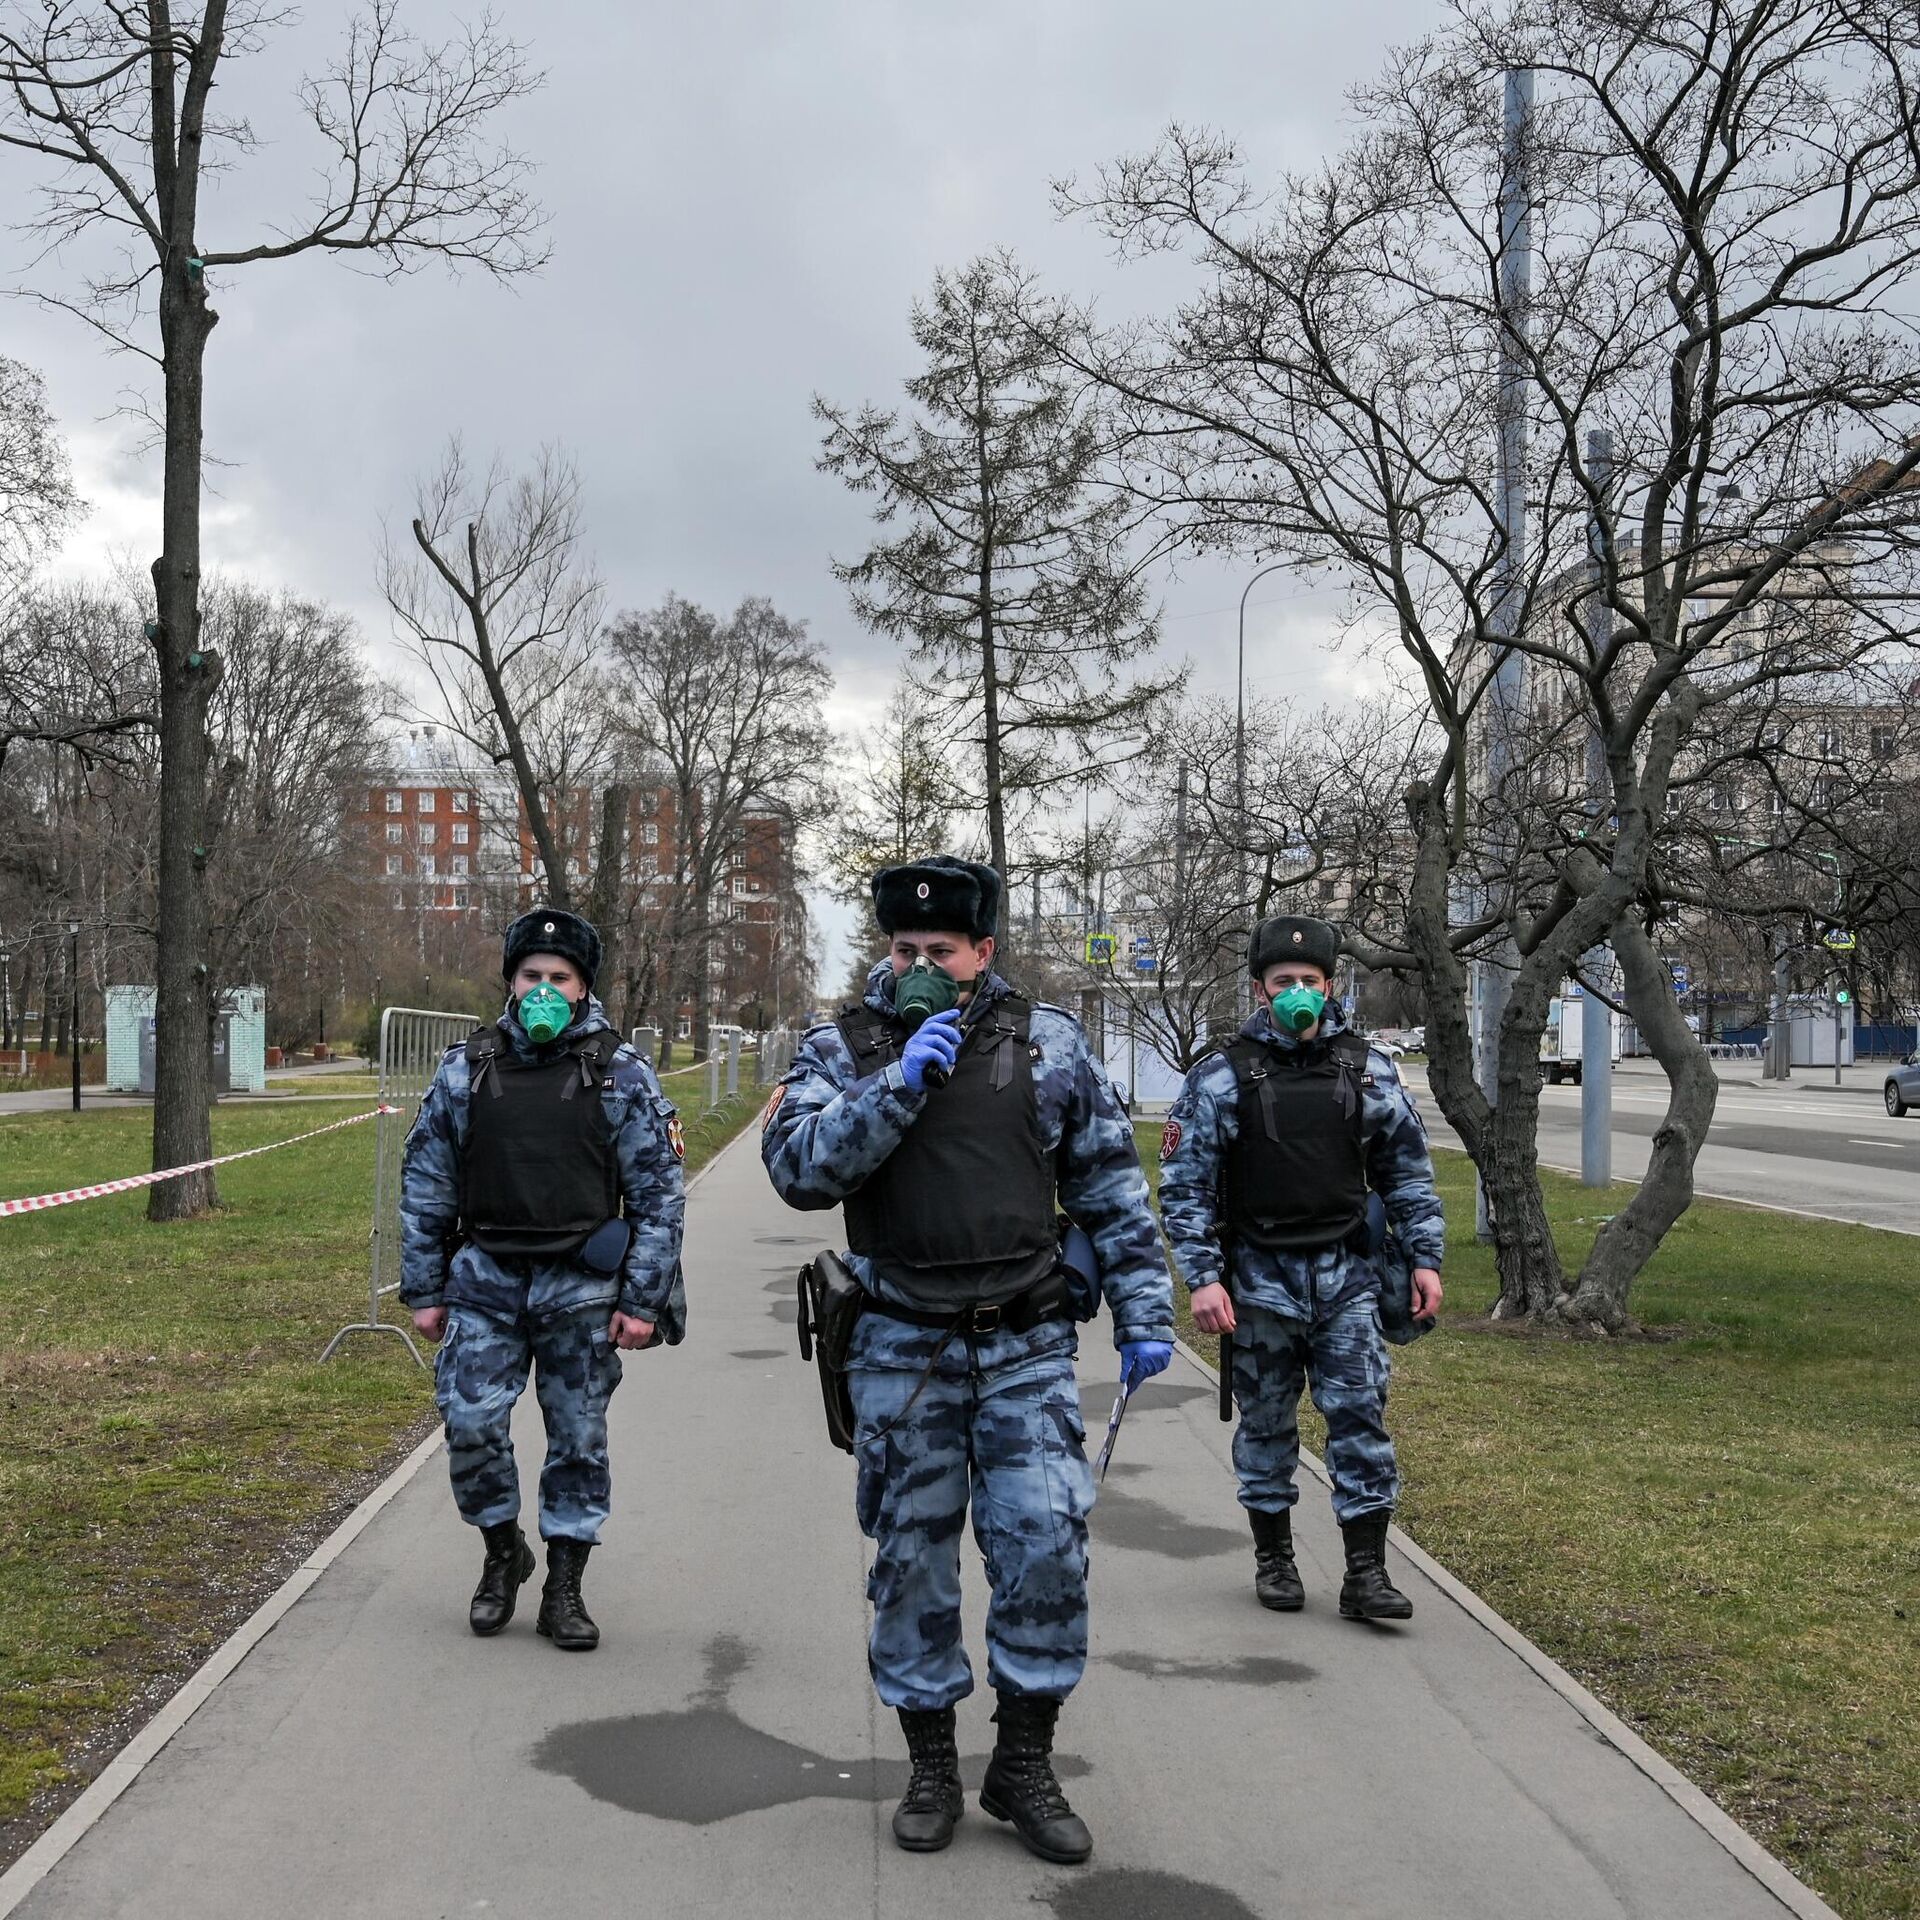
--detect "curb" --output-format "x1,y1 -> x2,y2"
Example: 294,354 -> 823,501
0,1120 -> 755,1919
1171,1333 -> 1842,1920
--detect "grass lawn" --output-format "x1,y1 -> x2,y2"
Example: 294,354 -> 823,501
1137,1123 -> 1918,1920
0,1081 -> 761,1869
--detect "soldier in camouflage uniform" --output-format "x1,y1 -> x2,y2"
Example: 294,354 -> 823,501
762,855 -> 1174,1866
1159,914 -> 1444,1621
400,907 -> 685,1651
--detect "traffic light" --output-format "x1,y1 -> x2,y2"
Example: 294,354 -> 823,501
1835,988 -> 1852,1006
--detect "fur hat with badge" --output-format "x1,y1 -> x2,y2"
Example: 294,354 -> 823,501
501,906 -> 603,988
871,855 -> 1001,941
1248,913 -> 1340,978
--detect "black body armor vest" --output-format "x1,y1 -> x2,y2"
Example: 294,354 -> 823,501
836,994 -> 1058,1308
460,1024 -> 623,1258
1220,1029 -> 1370,1253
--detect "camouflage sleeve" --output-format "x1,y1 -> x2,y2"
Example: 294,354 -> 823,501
398,1051 -> 465,1308
760,1022 -> 925,1209
1046,1018 -> 1175,1347
1157,1057 -> 1235,1298
612,1053 -> 687,1330
1365,1048 -> 1446,1271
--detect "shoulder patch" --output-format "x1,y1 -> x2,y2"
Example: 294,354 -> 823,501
761,1084 -> 786,1132
1160,1117 -> 1182,1161
666,1114 -> 686,1160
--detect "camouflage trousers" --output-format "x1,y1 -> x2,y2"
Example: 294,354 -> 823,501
848,1315 -> 1094,1712
1230,1295 -> 1397,1524
434,1303 -> 624,1543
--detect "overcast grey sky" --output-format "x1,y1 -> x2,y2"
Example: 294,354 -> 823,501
9,0 -> 1446,978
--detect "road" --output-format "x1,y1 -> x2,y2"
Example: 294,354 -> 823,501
1401,1057 -> 1920,1235
3,1130 -> 1830,1920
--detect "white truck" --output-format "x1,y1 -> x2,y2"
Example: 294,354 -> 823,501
1540,983 -> 1619,1086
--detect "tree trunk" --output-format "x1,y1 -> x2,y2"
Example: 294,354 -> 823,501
587,781 -> 628,1021
1485,945 -> 1571,1318
149,281 -> 221,1219
1555,918 -> 1718,1332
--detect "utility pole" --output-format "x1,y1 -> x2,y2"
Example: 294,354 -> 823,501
1174,761 -> 1190,986
69,919 -> 81,1112
1476,66 -> 1534,1239
1580,428 -> 1614,1186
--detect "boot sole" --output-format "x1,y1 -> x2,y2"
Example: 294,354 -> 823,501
1339,1599 -> 1413,1621
1257,1589 -> 1305,1612
891,1808 -> 962,1853
979,1788 -> 1092,1865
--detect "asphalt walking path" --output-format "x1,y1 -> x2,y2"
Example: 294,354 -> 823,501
10,1131 -> 1828,1920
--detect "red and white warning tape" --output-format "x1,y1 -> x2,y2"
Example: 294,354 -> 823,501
1,1104 -> 397,1219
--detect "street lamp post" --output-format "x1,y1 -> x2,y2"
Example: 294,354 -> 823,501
68,919 -> 81,1112
0,946 -> 11,1058
1237,563 -> 1291,1018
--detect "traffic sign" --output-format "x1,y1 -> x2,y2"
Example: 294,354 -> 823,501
1085,932 -> 1118,965
1132,955 -> 1156,973
1820,927 -> 1857,953
1669,962 -> 1691,994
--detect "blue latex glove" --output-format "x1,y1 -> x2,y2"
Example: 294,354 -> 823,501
1119,1340 -> 1174,1392
899,1007 -> 963,1092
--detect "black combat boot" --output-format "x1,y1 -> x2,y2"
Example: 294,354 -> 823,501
536,1538 -> 600,1650
980,1692 -> 1092,1865
1338,1513 -> 1413,1621
891,1706 -> 963,1852
468,1521 -> 535,1637
1248,1507 -> 1305,1611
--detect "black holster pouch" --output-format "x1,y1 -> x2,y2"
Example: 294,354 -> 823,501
796,1251 -> 866,1454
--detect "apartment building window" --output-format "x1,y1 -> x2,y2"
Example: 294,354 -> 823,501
393,889 -> 405,909
386,854 -> 402,875
452,823 -> 470,846
385,792 -> 403,813
1872,727 -> 1896,760
1866,790 -> 1886,814
423,854 -> 437,876
386,823 -> 404,844
1816,728 -> 1840,759
453,854 -> 469,876
419,791 -> 436,812
453,887 -> 470,908
453,790 -> 470,812
419,823 -> 436,845
644,823 -> 659,845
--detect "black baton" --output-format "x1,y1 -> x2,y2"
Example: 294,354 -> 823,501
1218,1329 -> 1234,1422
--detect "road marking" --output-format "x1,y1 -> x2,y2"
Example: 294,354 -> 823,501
1848,1139 -> 1910,1151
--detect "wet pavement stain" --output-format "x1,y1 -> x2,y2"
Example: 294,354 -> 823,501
769,1296 -> 799,1325
729,1348 -> 786,1361
1105,1650 -> 1315,1686
753,1234 -> 819,1246
1048,1868 -> 1262,1920
1081,1377 -> 1211,1416
530,1634 -> 1086,1826
1091,1483 -> 1245,1559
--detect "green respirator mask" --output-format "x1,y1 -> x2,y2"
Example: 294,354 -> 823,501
516,982 -> 575,1045
1270,983 -> 1328,1035
894,956 -> 964,1031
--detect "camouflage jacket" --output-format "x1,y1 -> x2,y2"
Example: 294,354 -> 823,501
1158,1005 -> 1445,1321
761,963 -> 1175,1347
398,994 -> 687,1337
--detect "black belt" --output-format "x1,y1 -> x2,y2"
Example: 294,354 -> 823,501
862,1278 -> 1069,1338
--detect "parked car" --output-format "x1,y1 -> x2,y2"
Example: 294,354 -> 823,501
1885,1054 -> 1920,1117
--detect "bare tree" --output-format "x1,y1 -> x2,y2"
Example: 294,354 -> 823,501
1056,0 -> 1920,1331
0,1 -> 545,1216
821,678 -> 957,909
816,252 -> 1184,916
603,594 -> 833,1061
383,441 -> 607,911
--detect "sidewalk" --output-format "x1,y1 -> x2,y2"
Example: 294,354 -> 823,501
5,1132 -> 1833,1919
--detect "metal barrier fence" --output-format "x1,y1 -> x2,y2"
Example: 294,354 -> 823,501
321,1005 -> 473,1369
757,1029 -> 798,1083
